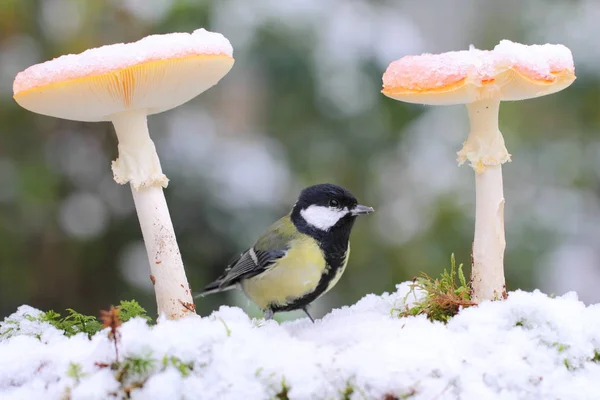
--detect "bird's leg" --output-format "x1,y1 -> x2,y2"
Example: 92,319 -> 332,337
302,307 -> 315,323
263,309 -> 274,321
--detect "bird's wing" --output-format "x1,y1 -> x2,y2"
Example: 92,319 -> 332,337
215,215 -> 297,289
216,247 -> 286,288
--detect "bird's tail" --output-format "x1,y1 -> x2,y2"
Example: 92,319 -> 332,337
194,280 -> 236,298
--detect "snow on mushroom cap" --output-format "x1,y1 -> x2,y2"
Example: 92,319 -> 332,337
492,40 -> 574,82
382,48 -> 496,93
13,28 -> 233,94
382,40 -> 575,105
13,28 -> 235,122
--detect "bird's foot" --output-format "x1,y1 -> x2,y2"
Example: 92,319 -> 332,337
263,309 -> 274,321
303,307 -> 315,323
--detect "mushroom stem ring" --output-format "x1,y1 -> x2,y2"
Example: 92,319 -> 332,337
459,100 -> 510,172
111,111 -> 168,189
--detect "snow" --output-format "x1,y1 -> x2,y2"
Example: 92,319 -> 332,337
382,39 -> 574,92
13,28 -> 233,94
493,40 -> 575,81
382,47 -> 496,92
2,283 -> 600,399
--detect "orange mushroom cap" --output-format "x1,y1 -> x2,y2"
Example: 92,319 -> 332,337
13,28 -> 235,122
382,40 -> 575,105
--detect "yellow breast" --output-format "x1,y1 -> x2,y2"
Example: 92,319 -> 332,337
241,236 -> 326,309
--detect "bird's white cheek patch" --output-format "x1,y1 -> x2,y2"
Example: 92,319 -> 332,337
300,205 -> 348,231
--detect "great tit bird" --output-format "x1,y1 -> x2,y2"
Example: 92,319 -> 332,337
197,183 -> 374,322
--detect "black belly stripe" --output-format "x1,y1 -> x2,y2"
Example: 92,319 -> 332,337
270,244 -> 348,313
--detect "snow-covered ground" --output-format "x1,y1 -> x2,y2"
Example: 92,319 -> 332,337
1,282 -> 600,400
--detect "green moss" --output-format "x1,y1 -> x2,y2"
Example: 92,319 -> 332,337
10,300 -> 153,340
394,254 -> 475,323
401,391 -> 417,399
162,355 -> 194,377
341,383 -> 354,400
123,355 -> 155,377
514,319 -> 533,329
0,318 -> 19,339
106,354 -> 156,397
39,310 -> 61,325
117,300 -> 151,323
66,362 -> 85,382
384,389 -> 417,400
218,317 -> 232,337
552,343 -> 569,353
40,309 -> 102,338
114,356 -> 153,388
563,358 -> 574,370
104,353 -> 196,397
274,378 -> 290,400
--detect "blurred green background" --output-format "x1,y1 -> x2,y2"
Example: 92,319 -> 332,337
1,0 -> 599,320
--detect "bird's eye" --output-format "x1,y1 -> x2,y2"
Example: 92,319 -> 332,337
329,199 -> 340,207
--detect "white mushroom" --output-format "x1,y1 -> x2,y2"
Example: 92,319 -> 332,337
13,28 -> 235,319
382,40 -> 575,303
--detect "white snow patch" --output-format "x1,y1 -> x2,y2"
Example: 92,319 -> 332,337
1,283 -> 600,399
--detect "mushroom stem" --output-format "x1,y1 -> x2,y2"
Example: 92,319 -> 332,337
472,165 -> 506,302
459,99 -> 509,302
111,111 -> 195,319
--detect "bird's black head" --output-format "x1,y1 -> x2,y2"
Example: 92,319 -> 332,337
290,184 -> 374,239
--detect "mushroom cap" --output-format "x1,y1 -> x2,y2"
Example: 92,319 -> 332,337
382,40 -> 575,105
13,28 -> 234,122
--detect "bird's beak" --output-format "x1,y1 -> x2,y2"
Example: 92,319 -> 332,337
350,204 -> 375,216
